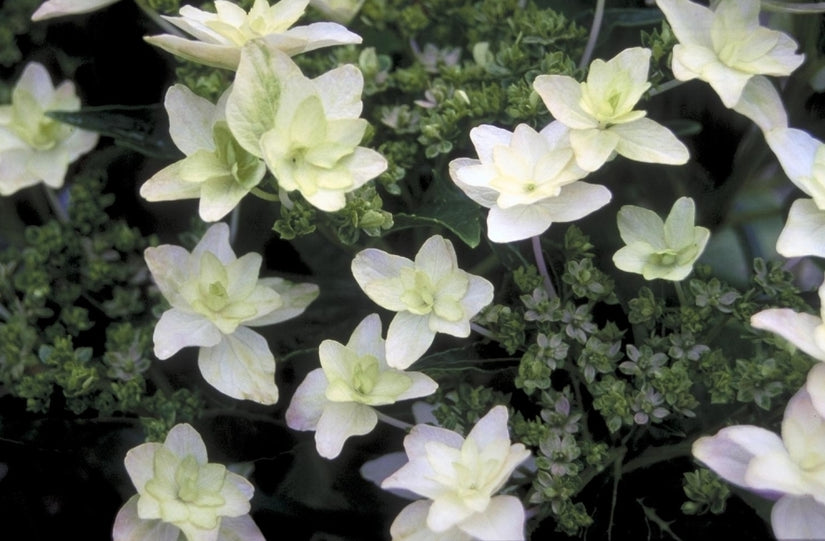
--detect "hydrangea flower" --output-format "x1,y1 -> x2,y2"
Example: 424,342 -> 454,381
613,196 -> 710,281
448,122 -> 612,243
351,235 -> 494,369
692,364 -> 825,540
140,84 -> 266,222
226,40 -> 387,211
751,277 -> 825,362
144,222 -> 319,404
532,47 -> 689,172
31,0 -> 118,21
656,0 -> 804,108
381,405 -> 531,541
0,62 -> 98,195
144,0 -> 361,71
285,313 -> 438,459
309,0 -> 365,24
762,128 -> 825,258
113,423 -> 265,541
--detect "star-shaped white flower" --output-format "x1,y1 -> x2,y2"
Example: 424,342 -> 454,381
751,277 -> 825,363
0,62 -> 98,195
145,0 -> 361,70
351,235 -> 494,369
692,364 -> 825,540
656,0 -> 804,108
113,423 -> 265,541
226,40 -> 387,211
381,405 -> 531,541
144,222 -> 319,404
449,122 -> 612,243
285,313 -> 438,459
613,196 -> 710,281
140,85 -> 267,222
533,46 -> 689,172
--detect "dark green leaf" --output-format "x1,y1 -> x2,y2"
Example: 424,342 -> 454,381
48,105 -> 179,159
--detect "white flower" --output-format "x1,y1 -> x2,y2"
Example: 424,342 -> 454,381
285,313 -> 437,459
692,365 -> 825,540
381,405 -> 531,541
145,0 -> 361,71
140,85 -> 266,222
0,62 -> 98,195
448,122 -> 611,243
144,222 -> 319,404
763,127 -> 825,258
656,0 -> 804,108
31,0 -> 118,21
226,40 -> 387,211
751,277 -> 825,362
351,235 -> 494,369
533,47 -> 689,172
113,423 -> 265,541
613,197 -> 710,281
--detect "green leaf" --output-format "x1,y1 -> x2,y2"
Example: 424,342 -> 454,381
603,8 -> 664,29
393,177 -> 481,248
47,105 -> 178,159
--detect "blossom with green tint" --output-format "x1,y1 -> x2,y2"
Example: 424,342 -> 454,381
449,122 -> 611,243
140,85 -> 266,222
226,40 -> 387,211
144,222 -> 319,404
285,313 -> 437,459
351,235 -> 494,369
381,405 -> 531,541
31,0 -> 118,21
656,0 -> 804,108
0,62 -> 98,195
145,0 -> 361,71
613,196 -> 709,281
113,423 -> 264,541
533,47 -> 689,172
309,0 -> 365,24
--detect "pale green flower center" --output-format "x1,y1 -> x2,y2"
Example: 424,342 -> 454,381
8,90 -> 69,150
325,350 -> 412,405
188,252 -> 258,330
213,121 -> 265,189
400,269 -> 436,315
351,354 -> 380,395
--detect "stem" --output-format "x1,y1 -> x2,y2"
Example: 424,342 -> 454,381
622,441 -> 692,474
250,187 -> 280,202
471,322 -> 497,341
376,411 -> 413,430
229,206 -> 240,245
648,78 -> 686,97
578,0 -> 606,70
134,0 -> 187,35
673,281 -> 687,307
43,186 -> 68,224
531,236 -> 557,299
762,0 -> 825,13
607,452 -> 623,541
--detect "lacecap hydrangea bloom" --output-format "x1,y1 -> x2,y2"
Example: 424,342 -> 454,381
532,46 -> 689,173
0,62 -> 98,196
381,405 -> 531,541
226,40 -> 387,211
144,222 -> 319,404
113,423 -> 265,541
145,0 -> 361,70
656,0 -> 804,108
448,122 -> 611,243
140,85 -> 266,222
692,364 -> 825,540
613,196 -> 709,281
286,313 -> 438,459
351,235 -> 494,369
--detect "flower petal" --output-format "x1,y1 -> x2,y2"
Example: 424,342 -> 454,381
776,199 -> 825,259
164,423 -> 208,463
732,75 -> 788,133
351,249 -> 414,312
611,118 -> 689,165
285,368 -> 328,431
457,495 -> 525,541
751,308 -> 825,362
112,495 -> 181,541
197,328 -> 279,404
692,425 -> 786,488
153,309 -> 222,360
32,0 -> 119,21
771,495 -> 825,541
386,312 -> 436,369
532,75 -> 598,130
315,401 -> 377,459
